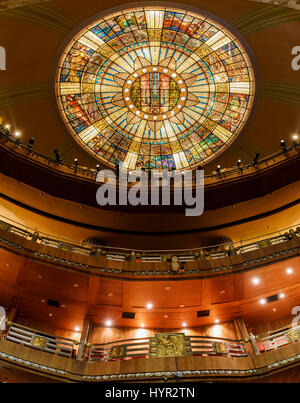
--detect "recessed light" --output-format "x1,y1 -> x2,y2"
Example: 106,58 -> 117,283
292,134 -> 298,140
15,131 -> 21,137
73,284 -> 79,288
105,320 -> 112,327
164,315 -> 169,319
273,308 -> 277,312
259,298 -> 267,305
215,319 -> 220,324
179,305 -> 185,308
5,124 -> 10,129
182,322 -> 187,328
286,268 -> 294,275
108,293 -> 113,297
252,277 -> 260,285
49,313 -> 53,317
37,275 -> 43,280
41,299 -> 45,303
74,326 -> 80,332
279,293 -> 285,299
165,286 -> 171,291
141,323 -> 145,328
146,303 -> 153,310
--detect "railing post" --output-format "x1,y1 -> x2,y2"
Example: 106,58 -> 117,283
76,338 -> 87,361
249,333 -> 260,355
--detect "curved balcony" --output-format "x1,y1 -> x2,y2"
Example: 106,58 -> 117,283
1,127 -> 300,214
0,215 -> 299,278
1,322 -> 300,382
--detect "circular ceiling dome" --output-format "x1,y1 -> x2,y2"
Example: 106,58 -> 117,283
56,4 -> 257,170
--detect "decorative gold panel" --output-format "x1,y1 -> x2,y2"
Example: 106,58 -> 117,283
32,336 -> 47,349
287,328 -> 300,342
214,342 -> 228,354
150,333 -> 190,358
110,345 -> 126,358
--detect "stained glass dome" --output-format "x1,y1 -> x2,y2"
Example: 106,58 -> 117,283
56,5 -> 257,170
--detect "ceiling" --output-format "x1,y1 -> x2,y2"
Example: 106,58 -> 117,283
0,0 -> 299,173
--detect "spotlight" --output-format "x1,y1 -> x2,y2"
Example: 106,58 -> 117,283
252,153 -> 260,166
14,131 -> 21,137
216,165 -> 221,174
280,139 -> 287,153
53,149 -> 61,163
237,160 -> 242,169
292,134 -> 299,149
74,158 -> 79,173
96,164 -> 100,173
28,137 -> 35,150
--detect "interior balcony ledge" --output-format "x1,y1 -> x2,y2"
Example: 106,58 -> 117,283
1,339 -> 300,383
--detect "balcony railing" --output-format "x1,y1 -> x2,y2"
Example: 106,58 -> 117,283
0,125 -> 299,182
0,214 -> 299,264
4,323 -> 76,358
3,322 -> 299,363
256,324 -> 300,354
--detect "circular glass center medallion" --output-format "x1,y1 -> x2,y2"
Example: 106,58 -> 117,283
123,66 -> 186,120
55,4 -> 258,171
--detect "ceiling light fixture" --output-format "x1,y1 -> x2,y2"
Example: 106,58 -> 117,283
252,277 -> 260,285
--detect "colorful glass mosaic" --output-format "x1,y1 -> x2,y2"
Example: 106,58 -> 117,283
56,6 -> 257,170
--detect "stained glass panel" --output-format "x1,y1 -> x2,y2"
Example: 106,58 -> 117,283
56,5 -> 257,170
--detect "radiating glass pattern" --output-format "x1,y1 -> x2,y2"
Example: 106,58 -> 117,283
56,6 -> 256,170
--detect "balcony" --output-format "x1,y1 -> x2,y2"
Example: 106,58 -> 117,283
0,215 -> 299,278
0,322 -> 300,382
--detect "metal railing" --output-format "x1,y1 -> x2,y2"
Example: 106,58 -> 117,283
5,323 -> 76,358
256,324 -> 300,354
2,322 -> 300,362
189,335 -> 248,357
87,335 -> 248,362
0,214 -> 299,264
0,126 -> 299,182
88,337 -> 151,361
